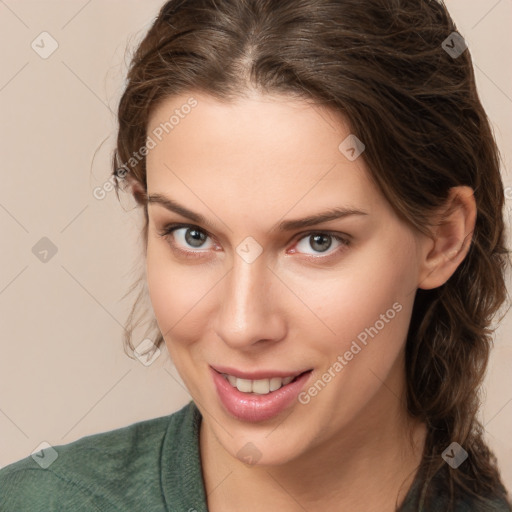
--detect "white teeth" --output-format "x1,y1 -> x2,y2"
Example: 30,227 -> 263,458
223,374 -> 297,394
252,379 -> 270,394
236,378 -> 253,393
269,377 -> 282,392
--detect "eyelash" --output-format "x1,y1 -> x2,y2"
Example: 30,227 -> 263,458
157,223 -> 351,262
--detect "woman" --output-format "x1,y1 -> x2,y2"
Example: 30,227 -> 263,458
1,0 -> 511,510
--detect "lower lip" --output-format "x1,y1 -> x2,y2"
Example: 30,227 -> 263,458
210,367 -> 312,423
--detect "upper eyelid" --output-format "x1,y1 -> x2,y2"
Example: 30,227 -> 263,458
163,222 -> 346,236
162,223 -> 350,246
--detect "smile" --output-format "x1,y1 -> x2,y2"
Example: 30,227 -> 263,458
210,366 -> 313,422
221,373 -> 297,394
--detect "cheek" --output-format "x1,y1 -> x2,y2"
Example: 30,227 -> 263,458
145,240 -> 214,346
308,233 -> 417,357
295,241 -> 416,424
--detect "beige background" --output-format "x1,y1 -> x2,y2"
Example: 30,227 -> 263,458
1,0 -> 511,493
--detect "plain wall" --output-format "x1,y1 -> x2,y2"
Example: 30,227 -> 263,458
1,0 -> 511,493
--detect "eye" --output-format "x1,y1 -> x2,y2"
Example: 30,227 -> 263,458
292,232 -> 350,259
157,223 -> 350,261
158,224 -> 215,258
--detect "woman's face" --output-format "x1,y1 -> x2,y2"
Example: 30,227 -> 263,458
145,91 -> 425,465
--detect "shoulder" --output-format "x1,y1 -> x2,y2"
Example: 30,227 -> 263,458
0,402 -> 196,512
401,468 -> 512,512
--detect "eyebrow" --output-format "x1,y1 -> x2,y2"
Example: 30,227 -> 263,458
147,193 -> 368,233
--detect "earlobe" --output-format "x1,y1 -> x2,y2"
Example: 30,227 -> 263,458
417,186 -> 476,290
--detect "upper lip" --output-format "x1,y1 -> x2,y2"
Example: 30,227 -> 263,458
211,365 -> 312,380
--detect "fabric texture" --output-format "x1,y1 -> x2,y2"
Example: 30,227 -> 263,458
0,401 -> 510,511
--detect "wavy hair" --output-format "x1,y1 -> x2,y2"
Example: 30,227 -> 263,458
111,0 -> 511,508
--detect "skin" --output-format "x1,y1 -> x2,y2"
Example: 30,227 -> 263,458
135,90 -> 476,511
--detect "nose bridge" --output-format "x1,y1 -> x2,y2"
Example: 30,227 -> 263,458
215,251 -> 282,347
226,253 -> 269,323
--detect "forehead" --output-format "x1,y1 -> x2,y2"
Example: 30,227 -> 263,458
145,92 -> 383,225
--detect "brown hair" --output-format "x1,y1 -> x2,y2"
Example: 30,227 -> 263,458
112,0 -> 511,508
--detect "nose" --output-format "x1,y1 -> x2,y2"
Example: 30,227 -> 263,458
214,252 -> 287,351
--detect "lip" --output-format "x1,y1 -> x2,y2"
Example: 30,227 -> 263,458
210,364 -> 308,380
210,366 -> 313,423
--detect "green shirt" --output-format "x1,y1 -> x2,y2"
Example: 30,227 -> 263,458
0,401 -> 510,511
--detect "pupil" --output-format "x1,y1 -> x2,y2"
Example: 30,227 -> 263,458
311,234 -> 331,252
186,228 -> 206,248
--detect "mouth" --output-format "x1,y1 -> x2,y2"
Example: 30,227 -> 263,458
210,366 -> 313,422
220,371 -> 308,395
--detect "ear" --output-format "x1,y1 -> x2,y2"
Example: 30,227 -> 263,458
417,185 -> 476,290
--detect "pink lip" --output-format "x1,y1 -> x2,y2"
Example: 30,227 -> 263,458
210,366 -> 312,423
211,364 -> 307,380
